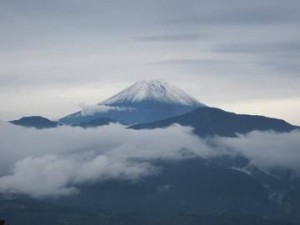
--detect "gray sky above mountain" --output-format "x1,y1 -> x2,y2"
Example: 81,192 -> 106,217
0,0 -> 300,124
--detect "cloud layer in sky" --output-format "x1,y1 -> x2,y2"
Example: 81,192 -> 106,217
0,122 -> 299,198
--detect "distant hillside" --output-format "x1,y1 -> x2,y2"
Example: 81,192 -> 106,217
130,107 -> 299,137
10,116 -> 60,129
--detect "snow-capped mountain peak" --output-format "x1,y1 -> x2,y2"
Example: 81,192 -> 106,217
102,80 -> 204,106
60,80 -> 206,125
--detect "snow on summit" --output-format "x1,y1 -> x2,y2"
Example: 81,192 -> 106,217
102,80 -> 204,106
60,80 -> 206,124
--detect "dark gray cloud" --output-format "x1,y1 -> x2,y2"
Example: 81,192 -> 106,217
153,59 -> 231,65
169,6 -> 299,26
216,41 -> 300,54
213,40 -> 300,77
165,0 -> 300,25
136,34 -> 204,42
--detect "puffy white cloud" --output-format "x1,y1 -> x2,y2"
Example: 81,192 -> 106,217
0,154 -> 156,198
0,122 -> 204,197
215,131 -> 300,176
0,121 -> 299,198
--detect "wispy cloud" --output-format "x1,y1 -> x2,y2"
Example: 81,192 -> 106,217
168,2 -> 300,26
136,34 -> 204,42
216,41 -> 300,54
153,59 -> 231,65
79,104 -> 135,116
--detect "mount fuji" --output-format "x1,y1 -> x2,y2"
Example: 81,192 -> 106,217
4,81 -> 300,225
59,80 -> 205,125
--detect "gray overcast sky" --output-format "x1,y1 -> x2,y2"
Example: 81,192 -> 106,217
0,0 -> 300,124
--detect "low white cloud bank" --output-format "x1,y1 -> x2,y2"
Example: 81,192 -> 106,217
79,104 -> 135,116
216,131 -> 300,176
0,122 -> 208,197
0,121 -> 299,198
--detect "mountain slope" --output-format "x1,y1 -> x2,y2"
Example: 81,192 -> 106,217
10,116 -> 60,129
52,157 -> 300,224
0,195 -> 294,225
1,157 -> 299,224
1,156 -> 298,225
59,80 -> 205,125
130,107 -> 299,137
